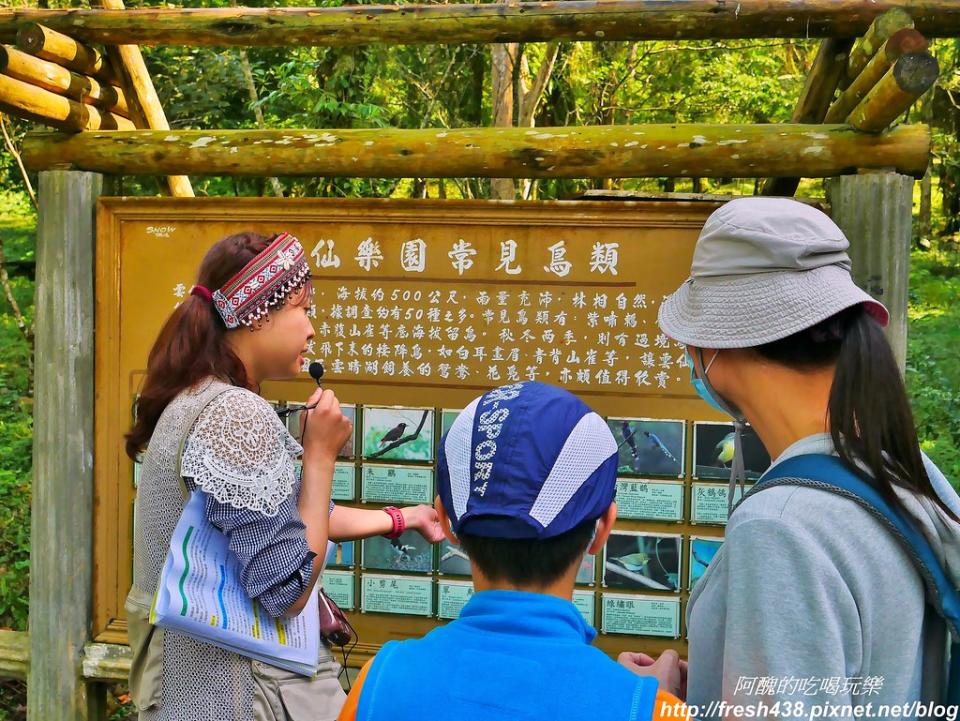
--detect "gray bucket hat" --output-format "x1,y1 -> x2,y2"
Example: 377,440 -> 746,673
658,197 -> 889,349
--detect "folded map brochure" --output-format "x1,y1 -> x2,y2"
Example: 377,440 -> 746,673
151,491 -> 324,676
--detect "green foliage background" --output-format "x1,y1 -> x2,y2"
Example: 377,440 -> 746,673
0,7 -> 959,718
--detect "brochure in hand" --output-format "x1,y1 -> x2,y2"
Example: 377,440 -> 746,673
151,491 -> 323,676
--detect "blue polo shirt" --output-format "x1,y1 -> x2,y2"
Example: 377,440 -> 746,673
355,590 -> 659,721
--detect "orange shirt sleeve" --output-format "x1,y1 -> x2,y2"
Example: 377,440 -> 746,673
652,690 -> 691,721
337,659 -> 375,721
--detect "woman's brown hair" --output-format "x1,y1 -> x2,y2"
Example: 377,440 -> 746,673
125,231 -> 276,459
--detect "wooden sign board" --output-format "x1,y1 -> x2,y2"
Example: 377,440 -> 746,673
95,197 -> 742,663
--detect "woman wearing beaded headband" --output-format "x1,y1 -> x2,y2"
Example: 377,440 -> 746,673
124,231 -> 443,721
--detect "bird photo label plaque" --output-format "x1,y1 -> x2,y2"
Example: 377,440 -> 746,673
331,462 -> 357,501
437,580 -> 475,620
690,482 -> 753,525
572,589 -> 597,627
614,479 -> 685,522
600,594 -> 681,638
361,574 -> 434,617
360,464 -> 434,505
296,460 -> 356,501
321,570 -> 357,611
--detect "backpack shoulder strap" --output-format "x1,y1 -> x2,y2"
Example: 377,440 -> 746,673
745,453 -> 960,703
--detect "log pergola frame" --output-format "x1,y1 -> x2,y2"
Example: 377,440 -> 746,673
0,3 -> 948,720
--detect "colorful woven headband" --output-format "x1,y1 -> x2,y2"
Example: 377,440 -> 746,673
210,232 -> 311,329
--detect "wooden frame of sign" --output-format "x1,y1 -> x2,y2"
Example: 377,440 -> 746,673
95,196 -> 744,663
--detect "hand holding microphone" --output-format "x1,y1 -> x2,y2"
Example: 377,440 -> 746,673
299,362 -> 352,461
276,362 -> 325,418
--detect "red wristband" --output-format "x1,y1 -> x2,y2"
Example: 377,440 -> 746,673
382,506 -> 405,539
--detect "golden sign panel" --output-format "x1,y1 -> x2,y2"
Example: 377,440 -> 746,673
95,198 -> 729,663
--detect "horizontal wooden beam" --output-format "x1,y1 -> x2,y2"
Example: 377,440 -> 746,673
0,629 -> 28,681
1,2 -> 960,47
82,643 -> 132,682
0,631 -> 134,683
15,23 -> 112,80
21,124 -> 931,179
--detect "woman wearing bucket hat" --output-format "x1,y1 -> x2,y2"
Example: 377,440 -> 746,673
658,198 -> 960,717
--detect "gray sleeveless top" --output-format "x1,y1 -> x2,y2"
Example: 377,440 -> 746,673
130,378 -> 340,721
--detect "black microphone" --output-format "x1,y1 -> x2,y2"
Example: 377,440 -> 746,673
276,362 -> 326,418
309,361 -> 324,387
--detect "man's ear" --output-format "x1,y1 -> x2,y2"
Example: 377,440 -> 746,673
588,502 -> 617,555
435,494 -> 459,545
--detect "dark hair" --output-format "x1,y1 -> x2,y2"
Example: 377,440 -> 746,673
458,520 -> 595,588
755,304 -> 957,522
125,231 -> 308,460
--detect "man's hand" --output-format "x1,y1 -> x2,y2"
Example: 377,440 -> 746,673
617,650 -> 687,700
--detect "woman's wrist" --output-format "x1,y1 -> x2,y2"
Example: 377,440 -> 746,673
382,506 -> 406,539
301,450 -> 335,474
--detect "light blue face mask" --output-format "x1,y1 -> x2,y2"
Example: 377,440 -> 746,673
685,349 -> 728,415
685,348 -> 748,515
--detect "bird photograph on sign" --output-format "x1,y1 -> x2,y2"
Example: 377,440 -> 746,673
607,417 -> 685,478
692,421 -> 771,481
362,406 -> 434,462
325,541 -> 356,569
438,539 -> 471,577
688,537 -> 723,591
362,529 -> 434,573
576,553 -> 597,586
287,403 -> 356,457
602,531 -> 682,593
439,408 -> 461,439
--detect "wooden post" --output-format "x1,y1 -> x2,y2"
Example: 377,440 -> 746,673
825,29 -> 928,124
842,8 -> 914,88
847,52 -> 939,132
29,170 -> 105,721
828,171 -> 914,369
91,0 -> 193,197
760,37 -> 852,196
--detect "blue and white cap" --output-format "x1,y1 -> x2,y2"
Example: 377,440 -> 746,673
437,382 -> 618,539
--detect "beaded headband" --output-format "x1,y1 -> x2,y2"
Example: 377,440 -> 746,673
211,232 -> 311,329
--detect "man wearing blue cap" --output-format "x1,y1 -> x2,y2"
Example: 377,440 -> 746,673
338,382 -> 687,721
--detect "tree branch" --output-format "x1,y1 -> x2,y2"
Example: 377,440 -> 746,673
0,113 -> 37,209
519,41 -> 559,127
